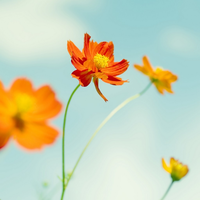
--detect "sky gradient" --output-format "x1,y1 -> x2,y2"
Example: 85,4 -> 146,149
0,0 -> 200,199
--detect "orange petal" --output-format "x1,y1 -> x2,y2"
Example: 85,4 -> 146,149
159,70 -> 178,83
162,158 -> 172,173
101,59 -> 129,76
154,70 -> 177,94
94,42 -> 114,60
154,83 -> 164,94
71,52 -> 87,71
10,78 -> 34,95
0,132 -> 10,149
169,74 -> 178,83
67,40 -> 84,59
89,40 -> 98,58
134,64 -> 150,76
0,82 -> 10,114
100,42 -> 114,59
84,33 -> 92,59
93,41 -> 107,56
84,59 -> 98,73
0,115 -> 13,149
93,77 -> 108,102
142,56 -> 154,74
162,81 -> 173,93
101,75 -> 128,85
0,80 -> 3,89
25,85 -> 62,121
72,70 -> 93,87
12,122 -> 59,150
154,79 -> 174,94
0,118 -> 12,149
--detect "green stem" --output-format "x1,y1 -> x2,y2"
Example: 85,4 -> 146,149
60,84 -> 80,200
160,181 -> 174,200
65,82 -> 152,189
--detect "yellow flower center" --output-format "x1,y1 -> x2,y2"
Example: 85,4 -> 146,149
155,67 -> 163,73
93,53 -> 109,69
151,67 -> 163,83
15,93 -> 35,114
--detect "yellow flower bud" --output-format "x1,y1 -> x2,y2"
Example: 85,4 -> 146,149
162,157 -> 189,181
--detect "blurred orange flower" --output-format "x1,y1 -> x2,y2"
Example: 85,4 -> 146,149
162,157 -> 189,181
134,56 -> 178,94
0,78 -> 62,150
67,33 -> 129,101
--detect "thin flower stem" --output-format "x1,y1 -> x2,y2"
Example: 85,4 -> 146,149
61,84 -> 80,200
160,181 -> 174,200
65,82 -> 152,189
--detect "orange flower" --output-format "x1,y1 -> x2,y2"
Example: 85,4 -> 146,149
0,78 -> 62,150
67,33 -> 129,101
134,56 -> 178,94
162,157 -> 189,181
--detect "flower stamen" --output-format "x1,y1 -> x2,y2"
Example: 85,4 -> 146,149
93,53 -> 109,69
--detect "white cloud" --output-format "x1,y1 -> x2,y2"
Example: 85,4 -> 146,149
160,27 -> 200,57
0,0 -> 99,62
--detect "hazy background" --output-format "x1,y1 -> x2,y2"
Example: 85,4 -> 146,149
0,0 -> 200,199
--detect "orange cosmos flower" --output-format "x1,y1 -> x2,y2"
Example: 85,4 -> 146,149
162,157 -> 189,181
67,33 -> 129,101
0,78 -> 62,150
134,56 -> 178,94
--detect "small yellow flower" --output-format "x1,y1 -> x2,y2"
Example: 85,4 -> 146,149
134,56 -> 178,94
162,157 -> 189,181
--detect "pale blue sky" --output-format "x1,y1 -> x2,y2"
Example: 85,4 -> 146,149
0,0 -> 200,199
